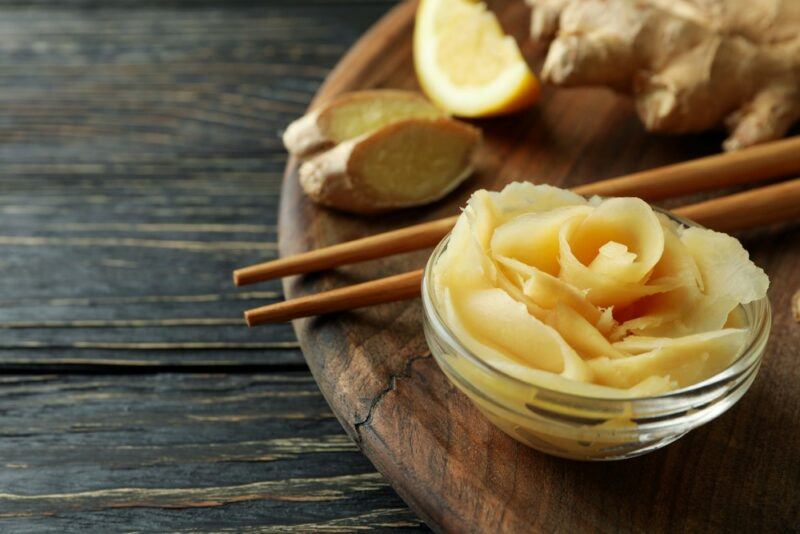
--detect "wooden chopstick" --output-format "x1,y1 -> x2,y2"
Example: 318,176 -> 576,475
675,177 -> 800,232
244,178 -> 800,326
234,136 -> 800,286
245,269 -> 423,325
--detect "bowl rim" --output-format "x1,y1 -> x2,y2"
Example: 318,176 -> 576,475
421,205 -> 772,404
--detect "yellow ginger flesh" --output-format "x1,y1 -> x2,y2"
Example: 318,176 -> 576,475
432,182 -> 769,397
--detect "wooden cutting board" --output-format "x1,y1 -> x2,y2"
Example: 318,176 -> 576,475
278,1 -> 800,531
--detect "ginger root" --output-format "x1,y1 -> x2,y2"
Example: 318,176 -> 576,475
527,0 -> 800,150
299,118 -> 480,214
283,90 -> 444,157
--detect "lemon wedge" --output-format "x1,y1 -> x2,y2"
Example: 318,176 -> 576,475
413,0 -> 540,117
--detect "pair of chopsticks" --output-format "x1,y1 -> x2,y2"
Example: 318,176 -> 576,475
237,136 -> 800,326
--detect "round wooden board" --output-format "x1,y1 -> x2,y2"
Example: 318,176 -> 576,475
279,1 -> 800,531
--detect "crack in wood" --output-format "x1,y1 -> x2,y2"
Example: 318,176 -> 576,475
353,352 -> 431,442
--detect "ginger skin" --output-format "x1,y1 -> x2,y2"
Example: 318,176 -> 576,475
299,118 -> 480,214
284,90 -> 480,214
527,0 -> 800,150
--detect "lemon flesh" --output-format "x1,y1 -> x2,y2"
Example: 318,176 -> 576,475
414,0 -> 540,117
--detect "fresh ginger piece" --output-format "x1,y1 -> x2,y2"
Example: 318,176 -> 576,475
527,0 -> 800,150
283,90 -> 444,157
298,118 -> 480,214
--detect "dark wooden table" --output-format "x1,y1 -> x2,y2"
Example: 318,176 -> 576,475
0,0 -> 429,530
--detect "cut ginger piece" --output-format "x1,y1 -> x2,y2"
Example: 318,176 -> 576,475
298,118 -> 480,214
283,90 -> 444,157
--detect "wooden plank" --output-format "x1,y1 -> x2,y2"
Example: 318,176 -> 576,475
0,1 -> 426,531
0,2 -> 391,368
280,1 -> 800,532
0,373 -> 425,531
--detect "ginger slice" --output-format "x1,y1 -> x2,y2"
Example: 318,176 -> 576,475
298,118 -> 480,214
596,328 -> 748,388
283,90 -> 444,157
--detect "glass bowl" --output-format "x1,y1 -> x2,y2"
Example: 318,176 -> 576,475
421,214 -> 771,461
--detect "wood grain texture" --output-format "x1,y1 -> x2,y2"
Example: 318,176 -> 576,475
280,1 -> 800,532
0,0 -> 428,530
0,373 -> 424,532
0,1 -> 391,368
